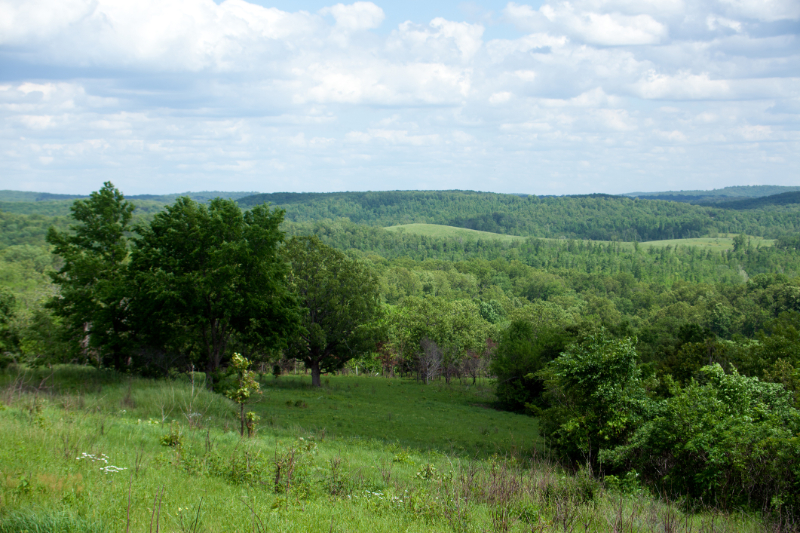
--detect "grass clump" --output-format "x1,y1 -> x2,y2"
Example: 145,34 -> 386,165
0,509 -> 105,533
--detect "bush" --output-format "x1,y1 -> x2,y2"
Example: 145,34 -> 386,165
539,330 -> 652,468
602,364 -> 800,511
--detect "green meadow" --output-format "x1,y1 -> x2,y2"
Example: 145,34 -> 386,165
260,375 -> 539,457
637,234 -> 775,251
384,223 -> 775,251
0,366 -> 779,532
385,224 -> 527,243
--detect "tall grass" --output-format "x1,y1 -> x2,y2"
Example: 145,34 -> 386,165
0,366 -> 794,532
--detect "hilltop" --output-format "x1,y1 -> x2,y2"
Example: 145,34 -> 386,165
624,185 -> 800,204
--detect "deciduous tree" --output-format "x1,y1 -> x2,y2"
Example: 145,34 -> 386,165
47,182 -> 134,370
283,237 -> 381,387
130,197 -> 298,384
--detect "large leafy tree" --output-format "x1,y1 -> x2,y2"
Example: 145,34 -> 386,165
47,182 -> 134,370
283,237 -> 381,387
130,197 -> 298,383
540,330 -> 653,468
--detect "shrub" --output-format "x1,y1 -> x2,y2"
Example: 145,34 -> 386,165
602,364 -> 800,511
539,330 -> 652,468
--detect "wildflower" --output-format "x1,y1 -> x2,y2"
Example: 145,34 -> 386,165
100,465 -> 128,474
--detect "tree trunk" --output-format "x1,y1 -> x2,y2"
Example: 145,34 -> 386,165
311,360 -> 322,387
206,359 -> 215,391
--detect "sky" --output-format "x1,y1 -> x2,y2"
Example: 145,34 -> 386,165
0,0 -> 798,196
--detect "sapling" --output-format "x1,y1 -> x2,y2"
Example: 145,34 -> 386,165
226,353 -> 262,437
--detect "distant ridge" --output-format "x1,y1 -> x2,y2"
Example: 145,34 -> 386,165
0,191 -> 87,202
625,185 -> 800,204
716,191 -> 800,210
0,190 -> 259,203
3,188 -> 800,242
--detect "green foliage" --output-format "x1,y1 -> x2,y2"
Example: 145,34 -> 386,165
17,304 -> 73,367
491,321 -> 573,411
160,421 -> 184,447
0,365 -> 790,530
0,210 -> 70,250
130,197 -> 299,379
285,218 -> 800,285
0,288 -> 16,354
283,237 -> 382,387
225,353 -> 262,436
46,182 -> 135,369
602,364 -> 800,511
540,331 -> 652,467
388,296 -> 492,383
0,510 -> 106,533
241,190 -> 800,240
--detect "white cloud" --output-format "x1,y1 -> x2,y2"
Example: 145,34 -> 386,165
573,0 -> 686,18
505,2 -> 668,45
718,0 -> 800,22
633,71 -> 731,99
706,15 -> 742,32
346,129 -> 441,145
320,2 -> 384,31
0,0 -> 321,70
298,61 -> 473,105
0,0 -> 797,195
489,92 -> 513,104
388,18 -> 484,62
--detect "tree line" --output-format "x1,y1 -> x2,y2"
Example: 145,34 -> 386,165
10,183 -> 381,390
239,190 -> 800,240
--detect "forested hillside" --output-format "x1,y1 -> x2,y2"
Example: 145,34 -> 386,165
625,185 -> 800,204
0,190 -> 258,217
239,190 -> 800,240
5,189 -> 800,241
716,191 -> 800,210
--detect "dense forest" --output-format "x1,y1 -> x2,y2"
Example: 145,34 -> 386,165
238,190 -> 800,240
5,189 -> 800,241
1,184 -> 799,515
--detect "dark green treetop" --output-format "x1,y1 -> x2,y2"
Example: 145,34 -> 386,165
46,182 -> 135,369
283,236 -> 382,387
129,197 -> 299,383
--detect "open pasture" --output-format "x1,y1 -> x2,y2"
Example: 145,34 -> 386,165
384,223 -> 775,251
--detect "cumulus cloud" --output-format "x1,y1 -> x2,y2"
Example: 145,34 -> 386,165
321,2 -> 385,30
0,0 -> 798,194
717,0 -> 800,22
504,2 -> 668,45
0,0 -> 322,70
633,71 -> 732,99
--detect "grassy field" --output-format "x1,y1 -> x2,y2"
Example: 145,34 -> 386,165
0,366 -> 784,532
384,224 -> 775,251
637,234 -> 775,251
385,224 -> 527,243
260,374 -> 539,457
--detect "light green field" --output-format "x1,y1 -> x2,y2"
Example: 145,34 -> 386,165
384,224 -> 774,251
385,224 -> 527,243
638,234 -> 775,251
0,366 -> 773,532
